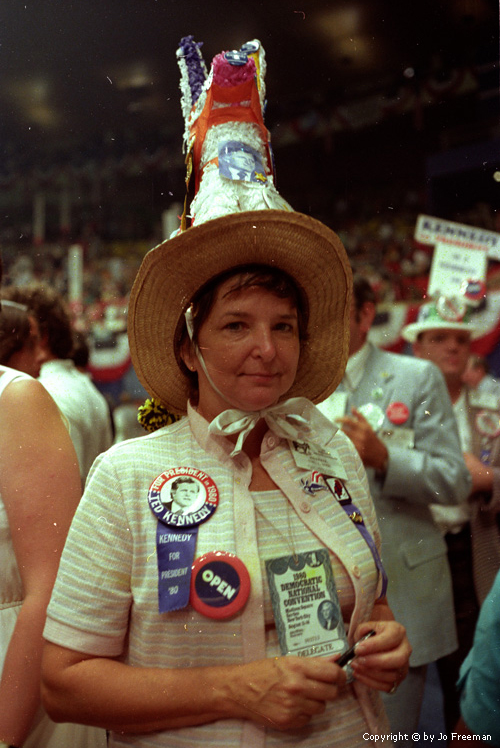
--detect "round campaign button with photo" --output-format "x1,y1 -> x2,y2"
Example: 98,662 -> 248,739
147,468 -> 219,528
436,295 -> 467,322
190,551 -> 251,620
476,410 -> 500,438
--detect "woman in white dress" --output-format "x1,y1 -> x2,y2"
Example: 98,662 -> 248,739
0,274 -> 107,748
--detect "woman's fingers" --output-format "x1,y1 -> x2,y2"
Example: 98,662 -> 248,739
348,620 -> 411,692
229,656 -> 346,731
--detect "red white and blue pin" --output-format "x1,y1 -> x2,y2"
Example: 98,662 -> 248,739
148,468 -> 219,613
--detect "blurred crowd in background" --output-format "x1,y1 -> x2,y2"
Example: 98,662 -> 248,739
1,194 -> 499,418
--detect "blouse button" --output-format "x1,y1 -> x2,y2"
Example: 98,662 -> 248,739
300,501 -> 311,513
267,436 -> 276,448
352,565 -> 361,578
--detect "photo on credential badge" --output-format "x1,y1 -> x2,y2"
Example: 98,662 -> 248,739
265,549 -> 349,658
317,599 -> 340,631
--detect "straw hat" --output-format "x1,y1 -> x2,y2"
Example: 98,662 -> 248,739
128,209 -> 351,415
128,37 -> 352,414
401,297 -> 481,343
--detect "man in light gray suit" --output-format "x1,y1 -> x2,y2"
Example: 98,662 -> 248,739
404,301 -> 500,734
318,276 -> 471,737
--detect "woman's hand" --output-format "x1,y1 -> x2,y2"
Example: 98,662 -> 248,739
345,620 -> 411,694
227,656 -> 347,731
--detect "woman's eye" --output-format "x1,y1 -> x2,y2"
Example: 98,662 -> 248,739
225,321 -> 244,331
274,322 -> 294,332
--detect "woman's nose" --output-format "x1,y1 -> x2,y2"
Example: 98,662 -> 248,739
251,326 -> 276,358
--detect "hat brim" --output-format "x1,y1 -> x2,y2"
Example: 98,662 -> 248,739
402,319 -> 482,343
128,210 -> 352,414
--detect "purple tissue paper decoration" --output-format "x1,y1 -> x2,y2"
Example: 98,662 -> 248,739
178,35 -> 207,106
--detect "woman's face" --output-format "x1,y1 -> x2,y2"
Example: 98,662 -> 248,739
183,279 -> 301,420
7,315 -> 46,377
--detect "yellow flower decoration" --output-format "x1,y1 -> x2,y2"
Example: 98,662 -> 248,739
137,397 -> 182,433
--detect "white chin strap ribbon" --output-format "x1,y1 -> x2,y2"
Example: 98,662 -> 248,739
209,398 -> 312,457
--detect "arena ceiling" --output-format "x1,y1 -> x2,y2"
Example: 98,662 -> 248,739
1,0 -> 497,161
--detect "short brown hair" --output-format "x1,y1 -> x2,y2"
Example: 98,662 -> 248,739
353,275 -> 377,313
0,301 -> 32,364
1,283 -> 74,359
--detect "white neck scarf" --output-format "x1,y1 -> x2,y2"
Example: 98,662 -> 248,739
208,397 -> 313,456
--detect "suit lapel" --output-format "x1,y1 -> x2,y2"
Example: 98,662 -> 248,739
349,346 -> 395,410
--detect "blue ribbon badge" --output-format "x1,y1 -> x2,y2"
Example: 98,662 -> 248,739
147,468 -> 219,613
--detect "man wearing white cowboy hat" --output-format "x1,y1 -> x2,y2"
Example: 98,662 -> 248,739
318,276 -> 471,741
403,296 -> 500,735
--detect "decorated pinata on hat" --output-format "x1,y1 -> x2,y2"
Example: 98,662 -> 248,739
176,36 -> 292,229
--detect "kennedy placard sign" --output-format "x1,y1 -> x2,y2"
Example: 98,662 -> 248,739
427,243 -> 487,299
415,214 -> 500,260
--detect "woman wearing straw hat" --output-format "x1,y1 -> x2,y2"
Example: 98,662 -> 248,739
41,38 -> 410,748
41,210 -> 410,747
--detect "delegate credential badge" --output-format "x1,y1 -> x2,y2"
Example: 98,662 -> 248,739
266,549 -> 349,658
